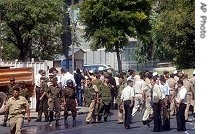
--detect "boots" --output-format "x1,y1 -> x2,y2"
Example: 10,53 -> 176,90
73,117 -> 76,125
56,120 -> 61,126
64,117 -> 68,125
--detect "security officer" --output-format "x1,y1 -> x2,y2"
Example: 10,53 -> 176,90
116,74 -> 127,124
63,79 -> 77,125
1,77 -> 16,127
4,87 -> 31,134
92,71 -> 102,120
48,77 -> 62,126
37,77 -> 49,122
84,78 -> 98,124
182,74 -> 194,121
19,81 -> 30,102
142,74 -> 153,126
98,75 -> 112,122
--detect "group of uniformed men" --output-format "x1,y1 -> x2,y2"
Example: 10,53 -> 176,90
1,67 -> 195,133
84,69 -> 195,132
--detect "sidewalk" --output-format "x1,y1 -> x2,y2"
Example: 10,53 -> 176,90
0,106 -> 89,134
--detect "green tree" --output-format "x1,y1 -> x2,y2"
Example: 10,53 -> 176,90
155,0 -> 194,69
0,0 -> 64,61
79,0 -> 152,72
135,0 -> 195,69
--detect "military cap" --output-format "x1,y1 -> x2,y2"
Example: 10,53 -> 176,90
104,72 -> 110,78
10,77 -> 15,81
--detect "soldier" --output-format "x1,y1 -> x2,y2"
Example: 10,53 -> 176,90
132,72 -> 146,117
4,87 -> 31,134
63,79 -> 77,125
142,73 -> 153,126
36,77 -> 49,122
167,73 -> 177,116
98,75 -> 112,122
1,77 -> 16,127
19,81 -> 30,103
84,78 -> 99,124
189,71 -> 195,116
47,77 -> 62,126
92,71 -> 103,121
116,73 -> 127,124
182,74 -> 194,121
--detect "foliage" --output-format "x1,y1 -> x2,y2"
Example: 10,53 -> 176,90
79,0 -> 152,72
154,0 -> 195,69
0,0 -> 64,61
134,0 -> 195,69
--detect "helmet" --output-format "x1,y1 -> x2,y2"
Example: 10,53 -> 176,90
66,79 -> 73,87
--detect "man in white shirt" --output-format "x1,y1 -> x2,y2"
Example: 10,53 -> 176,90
60,68 -> 76,88
120,80 -> 135,129
175,80 -> 187,131
159,75 -> 170,131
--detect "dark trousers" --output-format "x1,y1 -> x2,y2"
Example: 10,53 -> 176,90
176,103 -> 186,131
36,86 -> 41,112
124,100 -> 132,128
76,87 -> 83,106
153,102 -> 161,132
98,102 -> 110,120
162,105 -> 170,131
111,92 -> 117,110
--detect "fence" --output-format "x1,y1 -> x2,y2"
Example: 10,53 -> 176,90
0,59 -> 53,110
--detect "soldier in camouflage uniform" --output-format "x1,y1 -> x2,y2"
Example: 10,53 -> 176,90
98,76 -> 112,122
92,72 -> 102,121
84,78 -> 98,124
19,81 -> 30,102
116,73 -> 127,124
47,77 -> 62,126
36,77 -> 49,122
63,79 -> 77,125
1,77 -> 16,127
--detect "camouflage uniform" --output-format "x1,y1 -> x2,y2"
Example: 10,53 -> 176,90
98,84 -> 112,121
116,82 -> 126,123
48,79 -> 62,126
63,86 -> 77,124
84,84 -> 98,123
37,81 -> 49,122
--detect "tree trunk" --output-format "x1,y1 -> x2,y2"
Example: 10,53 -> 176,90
115,44 -> 122,73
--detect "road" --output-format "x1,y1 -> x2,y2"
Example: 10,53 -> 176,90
0,109 -> 195,134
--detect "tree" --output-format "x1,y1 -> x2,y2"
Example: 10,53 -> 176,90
0,0 -> 64,61
79,0 -> 152,72
135,0 -> 195,69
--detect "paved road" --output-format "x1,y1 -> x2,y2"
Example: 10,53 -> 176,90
0,109 -> 195,134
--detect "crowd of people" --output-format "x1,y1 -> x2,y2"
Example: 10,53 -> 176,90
1,67 -> 195,133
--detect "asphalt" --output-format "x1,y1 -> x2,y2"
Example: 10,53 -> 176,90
0,106 -> 89,134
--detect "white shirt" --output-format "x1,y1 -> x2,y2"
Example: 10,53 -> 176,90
61,72 -> 76,87
121,85 -> 135,101
133,79 -> 146,94
176,86 -> 187,103
115,77 -> 119,86
35,74 -> 41,87
159,81 -> 170,99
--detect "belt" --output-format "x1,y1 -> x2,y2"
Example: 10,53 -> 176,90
135,93 -> 142,94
